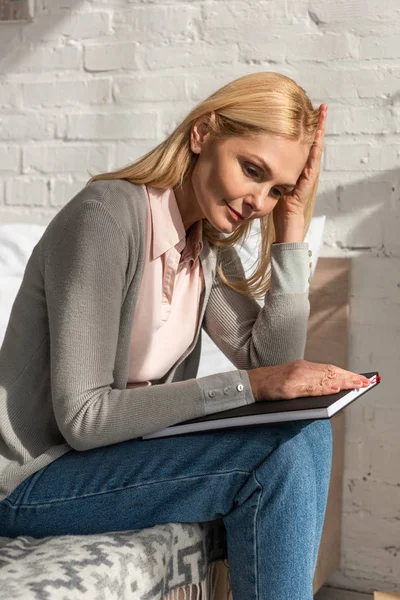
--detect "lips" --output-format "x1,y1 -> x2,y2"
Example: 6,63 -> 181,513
225,202 -> 244,220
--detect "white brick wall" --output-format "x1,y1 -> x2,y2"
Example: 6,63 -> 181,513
0,0 -> 399,594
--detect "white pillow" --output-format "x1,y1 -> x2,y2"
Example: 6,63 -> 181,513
0,224 -> 46,347
197,215 -> 326,377
237,214 -> 326,279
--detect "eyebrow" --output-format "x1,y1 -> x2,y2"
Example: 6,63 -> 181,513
246,153 -> 297,190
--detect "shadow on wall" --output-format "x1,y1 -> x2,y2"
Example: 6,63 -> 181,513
312,166 -> 400,259
0,1 -> 87,74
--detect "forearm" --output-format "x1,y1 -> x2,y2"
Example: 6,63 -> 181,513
274,216 -> 305,244
204,243 -> 311,371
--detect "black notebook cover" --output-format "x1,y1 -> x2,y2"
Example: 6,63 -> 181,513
141,372 -> 380,440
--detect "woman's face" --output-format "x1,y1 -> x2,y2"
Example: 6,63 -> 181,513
178,116 -> 311,234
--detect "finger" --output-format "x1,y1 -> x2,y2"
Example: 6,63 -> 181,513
319,104 -> 328,128
308,124 -> 326,169
294,113 -> 327,187
296,376 -> 369,399
307,362 -> 370,384
314,106 -> 327,145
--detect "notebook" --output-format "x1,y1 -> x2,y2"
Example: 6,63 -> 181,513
141,372 -> 380,440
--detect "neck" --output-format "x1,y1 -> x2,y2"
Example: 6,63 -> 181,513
173,178 -> 204,232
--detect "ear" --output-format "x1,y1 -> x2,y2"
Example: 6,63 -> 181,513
190,112 -> 216,154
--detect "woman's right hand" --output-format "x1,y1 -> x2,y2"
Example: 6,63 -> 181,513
246,359 -> 371,402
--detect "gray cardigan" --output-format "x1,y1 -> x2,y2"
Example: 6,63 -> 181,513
0,179 -> 311,501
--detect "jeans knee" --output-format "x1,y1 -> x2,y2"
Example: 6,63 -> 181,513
261,420 -> 333,489
304,419 -> 333,467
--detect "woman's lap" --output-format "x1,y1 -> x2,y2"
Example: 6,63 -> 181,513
0,418 -> 332,539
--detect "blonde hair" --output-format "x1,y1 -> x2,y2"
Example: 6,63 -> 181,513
87,72 -> 321,299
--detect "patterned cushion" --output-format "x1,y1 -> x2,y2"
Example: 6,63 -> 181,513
0,519 -> 228,600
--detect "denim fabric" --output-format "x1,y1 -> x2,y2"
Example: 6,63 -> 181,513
0,418 -> 332,600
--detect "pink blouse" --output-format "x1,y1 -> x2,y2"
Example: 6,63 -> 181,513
126,185 -> 205,389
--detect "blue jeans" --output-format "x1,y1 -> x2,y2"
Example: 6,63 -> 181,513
0,418 -> 332,600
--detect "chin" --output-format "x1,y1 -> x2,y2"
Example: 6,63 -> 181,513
207,217 -> 237,235
205,205 -> 241,234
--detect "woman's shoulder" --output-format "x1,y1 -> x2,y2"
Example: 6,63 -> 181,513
84,179 -> 148,233
41,179 -> 148,258
86,178 -> 146,208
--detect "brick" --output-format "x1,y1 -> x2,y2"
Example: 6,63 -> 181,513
112,5 -> 201,42
286,33 -> 358,61
325,143 -> 374,171
113,75 -> 187,103
202,2 -> 289,44
339,177 -> 390,211
0,145 -> 20,172
323,142 -> 400,172
239,41 -> 286,63
239,32 -> 357,68
12,45 -> 81,73
187,63 -> 262,101
66,112 -> 158,140
22,13 -> 110,43
39,0 -> 93,9
5,178 -> 48,206
115,141 -> 158,170
360,34 -> 400,59
357,67 -> 400,99
313,178 -> 340,218
292,66 -> 382,100
326,105 -> 394,135
158,102 -> 194,138
335,213 -> 383,250
391,107 -> 400,133
137,42 -> 239,70
0,114 -> 56,140
23,144 -> 109,174
368,145 -> 400,170
84,42 -> 138,72
336,180 -> 387,249
21,79 -> 111,107
281,0 -> 310,22
0,82 -> 22,109
309,0 -> 400,26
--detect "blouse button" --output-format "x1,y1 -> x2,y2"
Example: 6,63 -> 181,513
236,383 -> 244,392
308,249 -> 312,257
223,387 -> 230,395
208,390 -> 216,398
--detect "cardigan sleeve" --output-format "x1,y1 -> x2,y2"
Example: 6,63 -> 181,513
44,200 -> 252,450
202,241 -> 311,380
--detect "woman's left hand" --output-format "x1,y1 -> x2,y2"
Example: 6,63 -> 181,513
273,104 -> 328,243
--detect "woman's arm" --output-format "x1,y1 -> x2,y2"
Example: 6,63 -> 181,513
202,241 -> 311,370
45,199 -> 252,451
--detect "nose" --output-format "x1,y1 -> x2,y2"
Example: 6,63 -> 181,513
244,186 -> 275,217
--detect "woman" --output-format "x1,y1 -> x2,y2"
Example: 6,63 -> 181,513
0,72 -> 370,599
